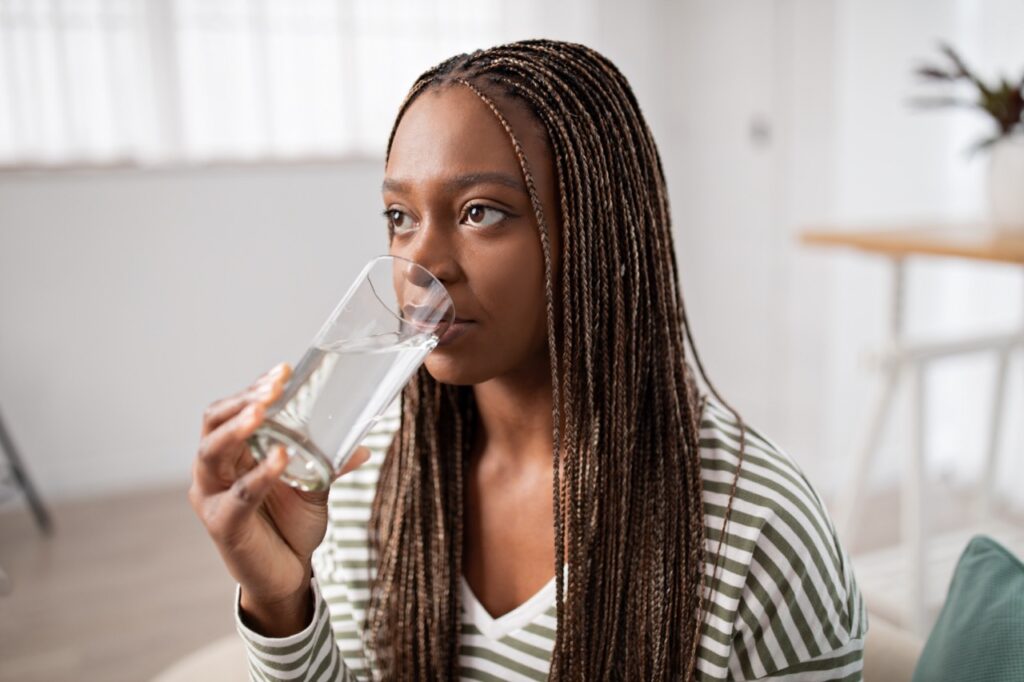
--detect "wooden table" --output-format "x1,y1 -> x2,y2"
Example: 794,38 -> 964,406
801,225 -> 1024,265
800,225 -> 1024,634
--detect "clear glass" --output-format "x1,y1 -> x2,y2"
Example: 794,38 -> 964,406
248,255 -> 454,491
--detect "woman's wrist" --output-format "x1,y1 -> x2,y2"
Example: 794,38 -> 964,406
239,577 -> 315,638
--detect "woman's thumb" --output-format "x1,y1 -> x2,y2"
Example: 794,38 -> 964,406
335,446 -> 371,480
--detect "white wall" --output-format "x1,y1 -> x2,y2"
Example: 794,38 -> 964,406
0,161 -> 388,499
660,0 -> 841,488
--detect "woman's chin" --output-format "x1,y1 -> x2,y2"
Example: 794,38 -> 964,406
423,352 -> 485,386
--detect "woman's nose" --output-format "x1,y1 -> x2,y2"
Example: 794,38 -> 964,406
404,260 -> 436,287
401,220 -> 459,285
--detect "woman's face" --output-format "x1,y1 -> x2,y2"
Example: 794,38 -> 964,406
383,84 -> 561,386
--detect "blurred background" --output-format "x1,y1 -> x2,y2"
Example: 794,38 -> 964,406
0,0 -> 1022,679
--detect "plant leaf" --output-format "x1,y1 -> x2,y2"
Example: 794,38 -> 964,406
915,65 -> 957,81
938,41 -> 992,96
939,42 -> 972,78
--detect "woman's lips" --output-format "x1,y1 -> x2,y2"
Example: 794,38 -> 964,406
437,319 -> 474,346
405,316 -> 475,345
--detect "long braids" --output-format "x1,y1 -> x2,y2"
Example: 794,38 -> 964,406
367,39 -> 748,680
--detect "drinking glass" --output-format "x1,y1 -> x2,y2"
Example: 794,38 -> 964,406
248,255 -> 454,491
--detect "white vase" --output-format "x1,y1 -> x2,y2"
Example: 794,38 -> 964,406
988,134 -> 1024,231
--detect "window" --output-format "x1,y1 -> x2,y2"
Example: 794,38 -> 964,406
0,0 -> 552,167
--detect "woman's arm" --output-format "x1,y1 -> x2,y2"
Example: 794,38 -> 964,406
235,576 -> 359,682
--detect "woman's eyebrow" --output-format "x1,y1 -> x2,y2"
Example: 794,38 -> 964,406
381,171 -> 527,195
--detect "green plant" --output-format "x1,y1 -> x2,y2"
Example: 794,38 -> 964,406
912,42 -> 1024,154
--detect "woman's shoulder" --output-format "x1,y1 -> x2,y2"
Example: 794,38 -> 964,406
697,396 -> 851,582
699,398 -> 810,481
696,396 -> 867,678
698,397 -> 835,536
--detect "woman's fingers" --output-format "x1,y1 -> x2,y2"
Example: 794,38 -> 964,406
201,394 -> 255,437
212,445 -> 290,538
201,363 -> 291,437
199,402 -> 264,461
249,362 -> 292,391
194,402 -> 266,490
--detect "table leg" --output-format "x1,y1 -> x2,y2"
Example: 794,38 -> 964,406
905,362 -> 927,635
980,266 -> 1024,520
979,348 -> 1011,521
834,257 -> 907,544
834,366 -> 901,542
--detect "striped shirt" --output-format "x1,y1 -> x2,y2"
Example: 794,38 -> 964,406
235,397 -> 867,680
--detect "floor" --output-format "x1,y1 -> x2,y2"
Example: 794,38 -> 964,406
0,480 -> 1021,681
0,486 -> 236,682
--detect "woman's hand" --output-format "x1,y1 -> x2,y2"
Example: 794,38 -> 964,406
188,362 -> 371,636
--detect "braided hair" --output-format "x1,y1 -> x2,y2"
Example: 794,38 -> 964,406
366,38 -> 748,680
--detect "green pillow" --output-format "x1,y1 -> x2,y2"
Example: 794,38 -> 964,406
912,534 -> 1024,682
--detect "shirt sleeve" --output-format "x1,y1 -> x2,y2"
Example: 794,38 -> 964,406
234,576 -> 357,681
721,450 -> 869,680
746,636 -> 865,681
725,501 -> 869,681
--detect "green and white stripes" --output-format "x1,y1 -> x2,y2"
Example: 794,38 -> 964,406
235,398 -> 866,680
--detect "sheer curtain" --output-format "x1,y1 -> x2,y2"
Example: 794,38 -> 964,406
0,0 -> 530,166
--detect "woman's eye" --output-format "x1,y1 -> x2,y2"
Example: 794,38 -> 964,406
463,204 -> 507,228
383,209 -> 414,233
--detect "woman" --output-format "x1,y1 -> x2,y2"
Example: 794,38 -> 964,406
190,39 -> 867,680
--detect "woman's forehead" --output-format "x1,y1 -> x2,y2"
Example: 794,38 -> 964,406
385,85 -> 549,189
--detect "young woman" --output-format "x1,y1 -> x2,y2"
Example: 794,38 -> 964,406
190,39 -> 867,680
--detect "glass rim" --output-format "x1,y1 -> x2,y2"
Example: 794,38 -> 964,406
313,254 -> 455,347
366,253 -> 456,328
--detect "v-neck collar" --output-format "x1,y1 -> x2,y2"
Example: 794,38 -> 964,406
459,571 -> 561,640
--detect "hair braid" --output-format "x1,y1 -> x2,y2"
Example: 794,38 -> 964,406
367,38 -> 749,680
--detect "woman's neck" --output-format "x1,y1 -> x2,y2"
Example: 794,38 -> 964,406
471,363 -> 555,471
